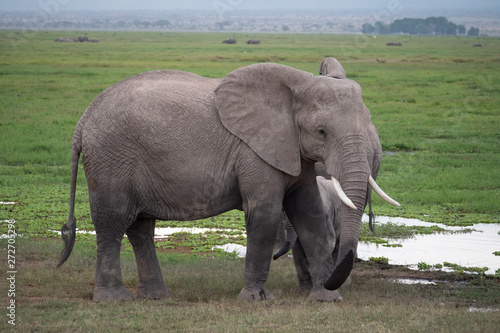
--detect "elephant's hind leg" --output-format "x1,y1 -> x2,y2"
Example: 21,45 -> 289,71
126,217 -> 173,300
93,229 -> 134,302
237,202 -> 283,301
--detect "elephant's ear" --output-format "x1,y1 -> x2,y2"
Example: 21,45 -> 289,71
215,63 -> 313,177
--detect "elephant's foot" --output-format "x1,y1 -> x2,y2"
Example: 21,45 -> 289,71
237,286 -> 275,301
307,286 -> 343,302
136,284 -> 173,300
297,279 -> 313,292
93,284 -> 134,302
296,284 -> 312,296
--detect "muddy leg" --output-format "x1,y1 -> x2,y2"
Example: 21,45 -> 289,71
126,217 -> 173,299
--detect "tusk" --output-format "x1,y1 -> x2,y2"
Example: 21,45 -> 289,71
331,177 -> 357,210
369,176 -> 401,206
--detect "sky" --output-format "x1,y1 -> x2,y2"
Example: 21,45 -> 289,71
1,0 -> 499,14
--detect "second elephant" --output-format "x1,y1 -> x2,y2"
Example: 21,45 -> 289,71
275,127 -> 381,295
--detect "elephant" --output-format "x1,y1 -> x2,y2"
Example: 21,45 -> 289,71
57,61 -> 399,302
274,176 -> 343,287
273,58 -> 398,295
318,57 -> 346,79
274,122 -> 384,293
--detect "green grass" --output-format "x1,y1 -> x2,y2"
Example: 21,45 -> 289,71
1,31 -> 498,230
0,30 -> 499,330
1,238 -> 499,332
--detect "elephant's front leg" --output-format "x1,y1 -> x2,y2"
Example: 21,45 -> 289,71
126,217 -> 173,300
284,183 -> 342,302
93,229 -> 134,302
237,202 -> 283,301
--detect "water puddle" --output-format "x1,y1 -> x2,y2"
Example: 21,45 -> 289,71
154,227 -> 246,239
468,307 -> 499,313
2,199 -> 498,276
389,278 -> 438,285
213,243 -> 247,258
358,215 -> 500,275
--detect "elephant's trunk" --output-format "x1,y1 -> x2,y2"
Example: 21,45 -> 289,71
323,135 -> 369,290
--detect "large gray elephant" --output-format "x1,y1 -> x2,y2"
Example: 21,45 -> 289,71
273,58 -> 398,296
274,121 -> 384,294
58,61 -> 397,302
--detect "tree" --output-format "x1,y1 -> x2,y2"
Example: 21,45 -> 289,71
361,16 -> 464,36
374,21 -> 389,34
362,23 -> 376,34
445,22 -> 458,35
154,20 -> 170,27
468,27 -> 479,36
414,22 -> 431,35
215,20 -> 232,30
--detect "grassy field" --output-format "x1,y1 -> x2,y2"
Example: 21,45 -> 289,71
0,30 -> 499,331
2,237 -> 499,332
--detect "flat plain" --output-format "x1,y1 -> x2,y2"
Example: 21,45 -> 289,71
0,30 -> 499,332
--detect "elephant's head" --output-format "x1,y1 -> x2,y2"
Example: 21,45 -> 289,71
318,57 -> 346,79
215,62 -> 398,290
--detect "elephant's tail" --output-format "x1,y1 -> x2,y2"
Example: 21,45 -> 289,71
273,216 -> 297,260
57,132 -> 81,267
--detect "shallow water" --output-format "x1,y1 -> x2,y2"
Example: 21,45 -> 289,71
210,218 -> 500,275
210,216 -> 500,275
2,198 -> 497,275
389,278 -> 437,285
357,215 -> 500,275
154,227 -> 245,238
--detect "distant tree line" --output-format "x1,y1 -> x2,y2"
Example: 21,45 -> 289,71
362,17 -> 480,36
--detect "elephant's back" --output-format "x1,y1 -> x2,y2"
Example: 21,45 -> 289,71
78,70 -> 223,143
77,68 -> 238,181
83,70 -> 220,120
77,70 -> 244,220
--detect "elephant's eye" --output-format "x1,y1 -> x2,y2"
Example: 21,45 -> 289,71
318,129 -> 326,137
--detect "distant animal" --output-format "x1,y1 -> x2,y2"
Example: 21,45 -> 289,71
246,39 -> 261,44
55,36 -> 98,43
473,44 -> 482,47
222,38 -> 236,44
386,42 -> 402,46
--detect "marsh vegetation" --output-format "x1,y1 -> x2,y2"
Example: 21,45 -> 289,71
0,30 -> 499,331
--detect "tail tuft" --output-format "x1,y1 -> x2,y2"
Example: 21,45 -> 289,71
57,217 -> 76,267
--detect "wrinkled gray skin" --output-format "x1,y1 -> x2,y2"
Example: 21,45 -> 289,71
276,121 -> 382,293
291,176 -> 344,290
274,58 -> 383,295
58,62 -> 375,302
318,57 -> 347,79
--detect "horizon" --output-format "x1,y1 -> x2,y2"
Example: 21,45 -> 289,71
1,0 -> 499,15
1,1 -> 498,35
